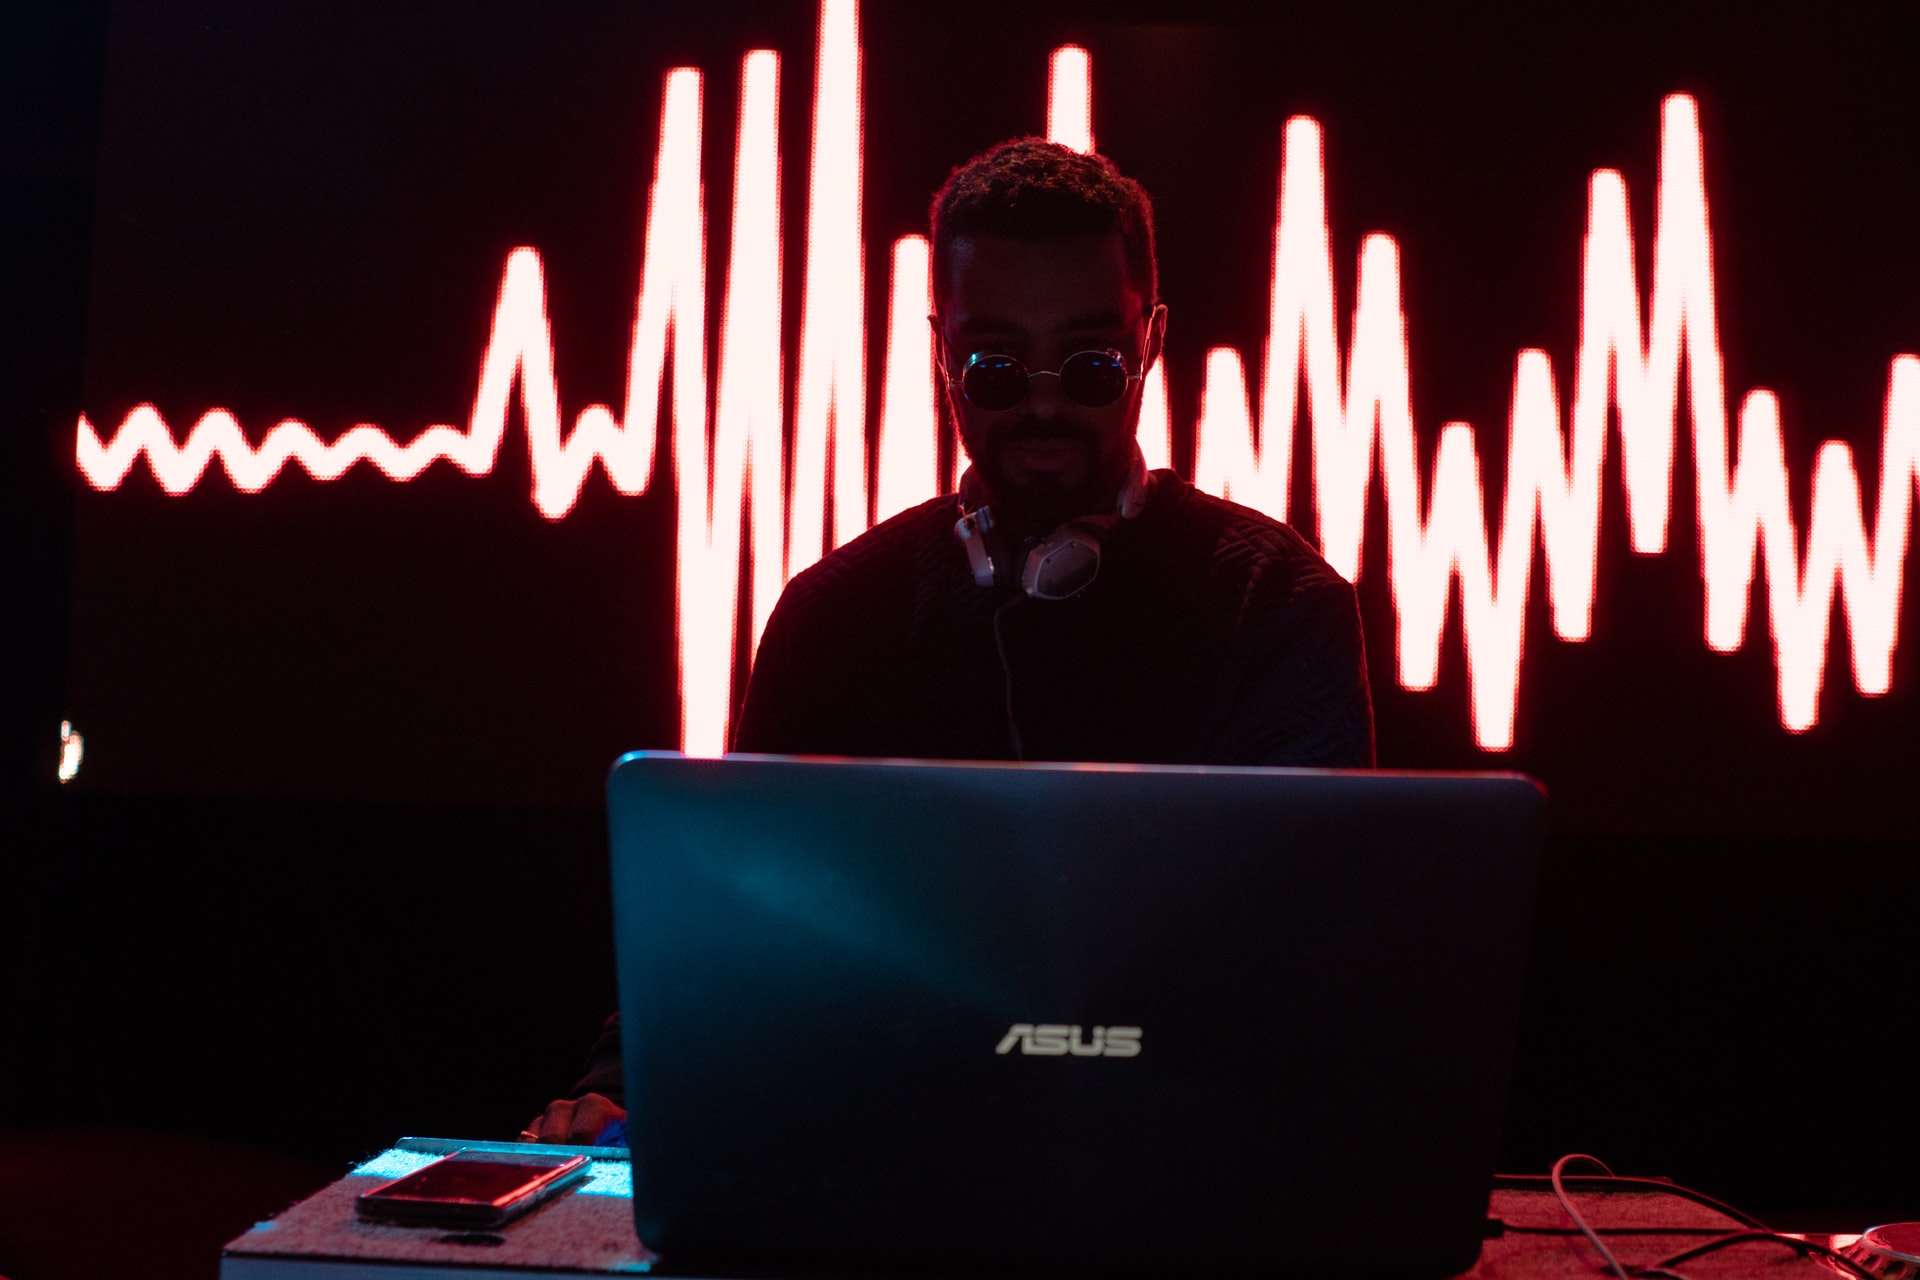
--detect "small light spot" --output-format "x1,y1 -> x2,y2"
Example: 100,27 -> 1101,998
57,721 -> 83,783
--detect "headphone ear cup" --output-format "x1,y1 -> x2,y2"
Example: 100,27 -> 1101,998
953,467 -> 1000,588
1117,444 -> 1150,519
1019,444 -> 1148,599
956,513 -> 999,588
1020,525 -> 1104,600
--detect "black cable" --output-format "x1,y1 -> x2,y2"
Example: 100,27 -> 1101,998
1503,1155 -> 1878,1280
1547,1154 -> 1633,1280
1494,1172 -> 1771,1230
991,594 -> 1025,760
1648,1230 -> 1879,1280
1497,1226 -> 1737,1237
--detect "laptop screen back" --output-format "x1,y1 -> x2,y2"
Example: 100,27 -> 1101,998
608,754 -> 1545,1276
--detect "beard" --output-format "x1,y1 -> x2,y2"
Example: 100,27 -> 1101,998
963,416 -> 1133,533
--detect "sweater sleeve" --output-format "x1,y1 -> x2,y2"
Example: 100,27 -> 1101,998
568,1011 -> 625,1106
729,579 -> 833,754
1217,573 -> 1376,768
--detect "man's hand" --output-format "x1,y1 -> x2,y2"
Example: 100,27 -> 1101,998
518,1092 -> 627,1146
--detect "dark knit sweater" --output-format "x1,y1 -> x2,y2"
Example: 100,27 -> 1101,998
733,471 -> 1374,766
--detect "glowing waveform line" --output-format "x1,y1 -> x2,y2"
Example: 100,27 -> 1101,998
787,0 -> 868,574
1040,52 -> 1172,471
72,1 -> 1920,752
69,78 -> 706,519
687,50 -> 779,759
77,1 -> 895,759
1047,46 -> 1093,155
1194,95 -> 1918,746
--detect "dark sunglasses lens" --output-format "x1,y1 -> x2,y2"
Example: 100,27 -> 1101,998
1060,351 -> 1129,407
962,356 -> 1029,411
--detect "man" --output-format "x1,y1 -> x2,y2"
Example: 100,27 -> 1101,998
523,137 -> 1373,1144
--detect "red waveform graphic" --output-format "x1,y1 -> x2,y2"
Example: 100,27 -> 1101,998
1195,97 -> 1920,748
74,0 -> 1920,754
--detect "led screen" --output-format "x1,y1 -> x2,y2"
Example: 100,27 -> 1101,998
65,0 -> 1920,836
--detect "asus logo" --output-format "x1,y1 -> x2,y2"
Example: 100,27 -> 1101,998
994,1024 -> 1142,1058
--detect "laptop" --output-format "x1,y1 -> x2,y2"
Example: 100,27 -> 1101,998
607,753 -> 1546,1277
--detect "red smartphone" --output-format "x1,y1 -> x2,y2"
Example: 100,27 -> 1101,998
355,1149 -> 590,1227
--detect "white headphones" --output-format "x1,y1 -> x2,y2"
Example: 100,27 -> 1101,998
952,444 -> 1150,600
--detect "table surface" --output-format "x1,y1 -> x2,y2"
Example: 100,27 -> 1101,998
221,1140 -> 1869,1279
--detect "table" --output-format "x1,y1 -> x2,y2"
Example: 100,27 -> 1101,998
221,1138 -> 1872,1279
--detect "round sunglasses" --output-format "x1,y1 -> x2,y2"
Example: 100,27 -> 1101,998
947,348 -> 1143,412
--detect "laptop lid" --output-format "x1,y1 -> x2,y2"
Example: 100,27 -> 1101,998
608,754 -> 1545,1277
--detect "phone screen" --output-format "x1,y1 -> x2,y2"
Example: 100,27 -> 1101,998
357,1150 -> 588,1224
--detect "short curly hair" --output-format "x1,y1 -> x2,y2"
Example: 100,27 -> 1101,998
928,137 -> 1159,312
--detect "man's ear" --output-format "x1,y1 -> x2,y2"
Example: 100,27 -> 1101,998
1143,303 -> 1168,376
928,313 -> 960,416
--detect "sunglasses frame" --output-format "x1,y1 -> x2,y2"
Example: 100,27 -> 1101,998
943,346 -> 1145,412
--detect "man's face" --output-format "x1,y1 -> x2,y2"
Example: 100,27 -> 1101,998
935,232 -> 1165,531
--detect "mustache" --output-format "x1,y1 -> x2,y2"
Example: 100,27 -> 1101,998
995,418 -> 1098,445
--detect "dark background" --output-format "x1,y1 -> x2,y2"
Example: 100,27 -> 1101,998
5,1 -> 1918,1272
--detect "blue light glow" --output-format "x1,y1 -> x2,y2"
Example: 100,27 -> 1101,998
346,1148 -> 632,1198
352,1149 -> 439,1179
577,1160 -> 633,1197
